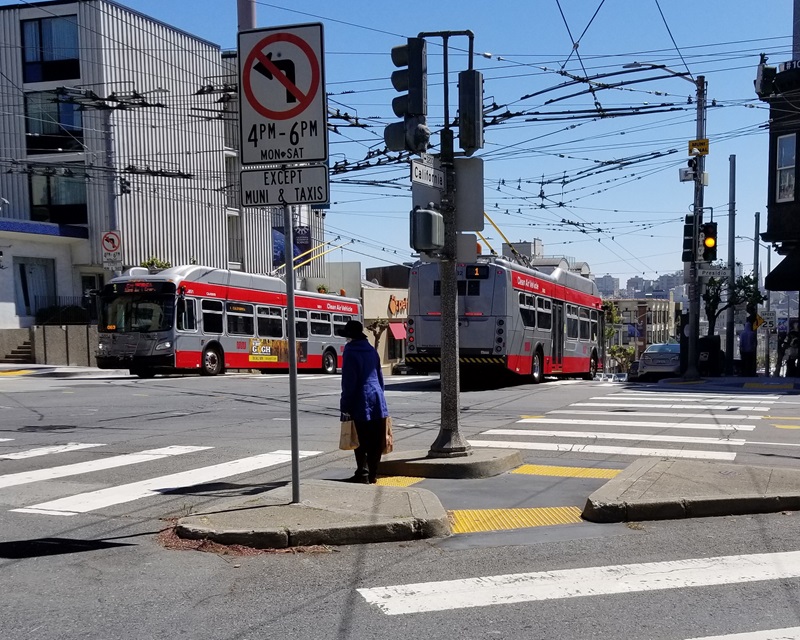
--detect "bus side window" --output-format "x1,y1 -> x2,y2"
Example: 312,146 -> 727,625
257,306 -> 283,338
579,308 -> 591,340
226,302 -> 254,336
566,305 -> 579,339
310,311 -> 332,336
177,298 -> 196,331
287,309 -> 309,340
590,310 -> 599,342
537,297 -> 552,330
202,299 -> 224,334
519,293 -> 536,328
333,314 -> 351,337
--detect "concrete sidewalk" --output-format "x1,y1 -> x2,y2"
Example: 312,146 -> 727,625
175,449 -> 521,548
0,364 -> 130,377
583,458 -> 800,523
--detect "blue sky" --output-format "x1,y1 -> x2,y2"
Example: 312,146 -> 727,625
5,0 -> 793,283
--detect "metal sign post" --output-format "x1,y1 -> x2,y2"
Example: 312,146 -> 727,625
238,22 -> 329,503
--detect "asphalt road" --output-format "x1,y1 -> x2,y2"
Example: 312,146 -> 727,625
2,371 -> 800,640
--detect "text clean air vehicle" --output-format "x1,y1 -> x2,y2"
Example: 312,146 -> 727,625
96,265 -> 362,378
405,257 -> 604,382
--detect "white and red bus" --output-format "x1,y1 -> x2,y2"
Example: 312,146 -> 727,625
96,265 -> 362,378
405,257 -> 604,382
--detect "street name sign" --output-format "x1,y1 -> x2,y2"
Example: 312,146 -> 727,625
698,267 -> 729,278
411,159 -> 444,190
240,164 -> 329,207
238,23 -> 328,166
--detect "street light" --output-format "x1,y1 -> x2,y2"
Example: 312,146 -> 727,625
623,62 -> 706,380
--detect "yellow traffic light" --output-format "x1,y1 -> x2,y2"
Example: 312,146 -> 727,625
703,236 -> 716,248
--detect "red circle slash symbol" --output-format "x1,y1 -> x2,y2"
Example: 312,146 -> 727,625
243,33 -> 320,121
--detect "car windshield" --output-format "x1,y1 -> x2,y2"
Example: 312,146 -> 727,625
645,344 -> 679,354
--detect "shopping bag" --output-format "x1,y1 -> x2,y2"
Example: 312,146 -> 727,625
339,420 -> 359,450
382,417 -> 394,455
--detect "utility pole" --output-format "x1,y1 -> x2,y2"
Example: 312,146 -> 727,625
725,155 -> 736,375
685,75 -> 706,380
753,211 -> 761,376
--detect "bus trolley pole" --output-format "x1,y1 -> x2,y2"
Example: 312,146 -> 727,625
282,202 -> 301,503
421,31 -> 472,458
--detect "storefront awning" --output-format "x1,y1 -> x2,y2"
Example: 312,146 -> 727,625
389,322 -> 407,340
765,250 -> 800,291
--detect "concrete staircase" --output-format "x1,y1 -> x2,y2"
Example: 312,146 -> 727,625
0,341 -> 34,364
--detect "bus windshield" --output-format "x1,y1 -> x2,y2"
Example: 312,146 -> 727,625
100,293 -> 175,333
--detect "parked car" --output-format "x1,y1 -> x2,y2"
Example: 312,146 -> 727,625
638,343 -> 681,380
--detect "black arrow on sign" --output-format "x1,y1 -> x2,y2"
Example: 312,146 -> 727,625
254,52 -> 297,104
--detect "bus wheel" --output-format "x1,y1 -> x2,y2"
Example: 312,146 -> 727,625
200,346 -> 223,376
584,354 -> 598,380
532,350 -> 544,384
322,350 -> 338,374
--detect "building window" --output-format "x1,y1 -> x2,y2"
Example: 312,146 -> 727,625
29,166 -> 88,224
22,16 -> 80,83
227,211 -> 243,264
25,92 -> 82,154
777,134 -> 796,203
13,257 -> 56,316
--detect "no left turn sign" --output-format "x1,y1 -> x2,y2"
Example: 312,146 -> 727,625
239,23 -> 328,166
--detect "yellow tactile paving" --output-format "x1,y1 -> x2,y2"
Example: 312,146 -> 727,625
374,476 -> 425,487
449,506 -> 583,534
744,382 -> 794,390
0,370 -> 33,376
511,464 -> 622,479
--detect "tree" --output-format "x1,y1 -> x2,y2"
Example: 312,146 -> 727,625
602,300 -> 628,372
608,345 -> 636,372
366,319 -> 389,356
702,270 -> 766,336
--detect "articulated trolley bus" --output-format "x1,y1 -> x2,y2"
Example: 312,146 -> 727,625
96,265 -> 362,378
405,257 -> 604,382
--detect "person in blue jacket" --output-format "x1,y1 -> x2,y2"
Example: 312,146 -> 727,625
340,320 -> 389,484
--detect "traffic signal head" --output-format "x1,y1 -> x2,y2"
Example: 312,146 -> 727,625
681,214 -> 695,263
458,69 -> 484,156
384,38 -> 430,154
701,221 -> 718,262
410,206 -> 444,254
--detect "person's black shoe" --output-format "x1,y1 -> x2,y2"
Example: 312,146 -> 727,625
343,474 -> 370,484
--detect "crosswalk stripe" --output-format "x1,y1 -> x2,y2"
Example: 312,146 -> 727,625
573,402 -> 768,411
357,550 -> 800,615
0,438 -> 13,442
595,395 -> 774,405
11,449 -> 322,516
607,392 -> 779,401
468,439 -> 737,461
519,418 -> 756,431
0,443 -> 105,460
484,429 -> 745,446
686,627 -> 800,639
0,445 -> 211,489
549,410 -> 765,420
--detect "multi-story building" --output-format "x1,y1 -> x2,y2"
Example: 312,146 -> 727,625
0,0 -> 324,331
595,274 -> 619,298
609,298 -> 681,358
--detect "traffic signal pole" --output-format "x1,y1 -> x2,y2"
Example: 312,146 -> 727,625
417,30 -> 475,457
685,75 -> 706,381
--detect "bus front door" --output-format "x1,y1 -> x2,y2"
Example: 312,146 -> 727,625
552,302 -> 564,372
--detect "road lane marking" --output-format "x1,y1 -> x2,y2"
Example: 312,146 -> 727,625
468,439 -> 737,461
0,446 -> 211,489
449,506 -> 583,533
12,450 -> 322,515
572,403 -> 768,411
520,418 -> 755,431
608,392 -> 779,401
687,626 -> 800,639
0,443 -> 105,460
485,429 -> 745,446
357,550 -> 800,615
549,410 -> 765,420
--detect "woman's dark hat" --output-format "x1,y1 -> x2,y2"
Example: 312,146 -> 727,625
342,320 -> 366,340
